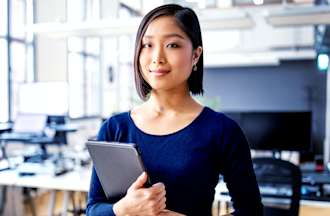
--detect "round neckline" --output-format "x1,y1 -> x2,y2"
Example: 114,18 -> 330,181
128,106 -> 208,137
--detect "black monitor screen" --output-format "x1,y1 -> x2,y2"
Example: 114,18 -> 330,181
225,112 -> 312,151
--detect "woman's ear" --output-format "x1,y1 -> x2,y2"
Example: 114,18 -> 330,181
193,46 -> 203,65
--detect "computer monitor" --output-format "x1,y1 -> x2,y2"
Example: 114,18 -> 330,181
13,113 -> 47,135
224,111 -> 312,152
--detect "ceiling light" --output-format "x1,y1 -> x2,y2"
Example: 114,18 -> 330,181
198,8 -> 255,30
200,16 -> 254,30
204,49 -> 316,67
204,53 -> 280,67
253,0 -> 264,6
266,5 -> 330,27
317,53 -> 329,71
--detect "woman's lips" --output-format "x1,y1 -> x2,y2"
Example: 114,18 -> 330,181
149,69 -> 170,76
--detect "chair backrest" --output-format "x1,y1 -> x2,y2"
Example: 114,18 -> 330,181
252,157 -> 302,216
47,115 -> 68,144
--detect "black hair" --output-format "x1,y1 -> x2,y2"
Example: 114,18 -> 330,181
133,4 -> 204,100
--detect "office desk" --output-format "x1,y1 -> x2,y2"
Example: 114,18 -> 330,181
0,123 -> 79,160
0,124 -> 13,158
13,168 -> 90,192
49,124 -> 78,133
0,135 -> 55,160
215,179 -> 330,216
301,171 -> 330,202
302,171 -> 330,185
0,123 -> 78,133
0,123 -> 78,141
0,166 -> 91,216
0,123 -> 12,134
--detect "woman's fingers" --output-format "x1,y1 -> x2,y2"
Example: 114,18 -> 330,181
125,174 -> 167,216
128,172 -> 148,191
150,182 -> 165,194
155,195 -> 166,210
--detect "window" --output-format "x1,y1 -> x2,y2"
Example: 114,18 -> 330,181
11,42 -> 27,116
9,0 -> 35,120
0,0 -> 8,122
0,0 -> 8,36
0,39 -> 9,122
68,51 -> 84,118
10,0 -> 26,39
67,0 -> 84,22
0,0 -> 35,122
85,55 -> 101,115
67,0 -> 101,118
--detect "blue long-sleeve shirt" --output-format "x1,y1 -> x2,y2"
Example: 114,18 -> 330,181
86,107 -> 263,215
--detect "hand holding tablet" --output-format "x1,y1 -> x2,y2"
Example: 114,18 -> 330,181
86,141 -> 151,198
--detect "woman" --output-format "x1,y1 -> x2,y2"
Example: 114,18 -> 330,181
87,4 -> 263,216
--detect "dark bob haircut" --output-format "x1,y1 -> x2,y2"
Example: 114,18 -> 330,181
133,4 -> 204,100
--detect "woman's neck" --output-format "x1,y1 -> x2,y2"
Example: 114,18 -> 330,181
146,90 -> 200,115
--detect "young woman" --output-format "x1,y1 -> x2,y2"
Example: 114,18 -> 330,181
87,4 -> 263,216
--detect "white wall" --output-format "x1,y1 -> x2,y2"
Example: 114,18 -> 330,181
35,0 -> 67,82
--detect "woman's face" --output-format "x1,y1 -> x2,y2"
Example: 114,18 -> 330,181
139,16 -> 201,94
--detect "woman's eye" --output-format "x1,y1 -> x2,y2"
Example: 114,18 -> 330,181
142,43 -> 151,48
167,43 -> 179,48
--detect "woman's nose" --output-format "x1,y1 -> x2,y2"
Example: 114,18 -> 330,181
152,47 -> 166,64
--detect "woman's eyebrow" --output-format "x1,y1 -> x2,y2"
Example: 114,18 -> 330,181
143,33 -> 185,40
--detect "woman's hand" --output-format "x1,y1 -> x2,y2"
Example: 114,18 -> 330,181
158,209 -> 186,216
113,172 -> 166,216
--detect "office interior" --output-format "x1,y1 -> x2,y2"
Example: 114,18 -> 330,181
0,0 -> 330,215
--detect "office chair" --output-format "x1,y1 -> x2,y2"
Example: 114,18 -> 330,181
47,115 -> 68,144
252,157 -> 302,216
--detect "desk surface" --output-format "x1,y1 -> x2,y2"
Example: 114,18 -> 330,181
2,167 -> 330,209
0,123 -> 79,143
215,180 -> 330,207
0,123 -> 12,133
49,124 -> 79,132
302,171 -> 330,184
0,166 -> 91,192
0,133 -> 54,143
0,123 -> 78,133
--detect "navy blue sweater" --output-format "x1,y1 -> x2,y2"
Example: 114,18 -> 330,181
86,107 -> 263,216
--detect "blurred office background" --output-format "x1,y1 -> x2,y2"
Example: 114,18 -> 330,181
0,0 -> 330,215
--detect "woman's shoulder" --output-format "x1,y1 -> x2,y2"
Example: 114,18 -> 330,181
100,112 -> 131,130
106,111 -> 130,123
108,111 -> 129,121
202,107 -> 241,132
203,107 -> 236,123
97,111 -> 132,141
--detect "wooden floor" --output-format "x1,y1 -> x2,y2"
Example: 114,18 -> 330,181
212,201 -> 330,216
23,192 -> 330,216
24,191 -> 87,216
299,205 -> 330,216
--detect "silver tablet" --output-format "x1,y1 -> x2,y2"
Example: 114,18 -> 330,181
86,141 -> 149,198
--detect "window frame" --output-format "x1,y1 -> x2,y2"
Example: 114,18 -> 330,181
0,0 -> 35,122
67,0 -> 101,118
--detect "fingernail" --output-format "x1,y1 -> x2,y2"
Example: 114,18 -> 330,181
153,182 -> 164,188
